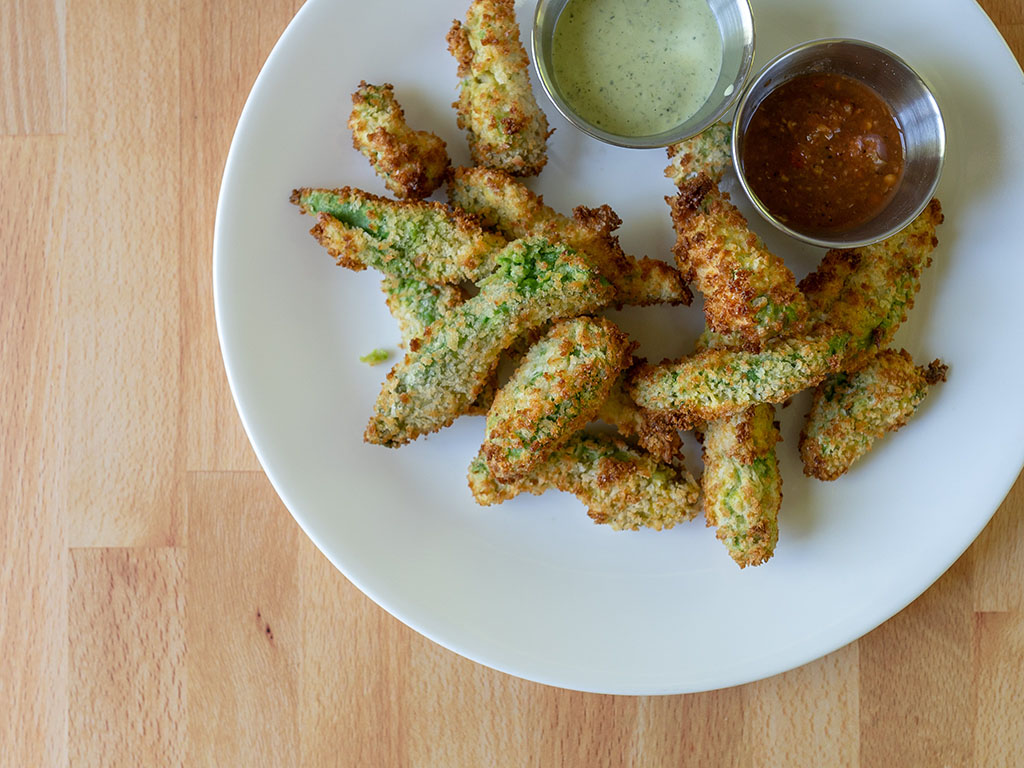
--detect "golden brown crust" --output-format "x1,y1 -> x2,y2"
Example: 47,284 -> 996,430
627,332 -> 844,430
364,238 -> 614,447
570,202 -> 692,306
482,317 -> 635,482
467,433 -> 701,531
448,165 -> 692,306
669,174 -> 807,350
294,187 -> 507,284
309,213 -> 370,271
380,275 -> 466,349
664,123 -> 733,186
446,21 -> 474,77
571,203 -> 621,233
465,376 -> 498,416
702,403 -> 782,568
349,82 -> 450,199
800,199 -> 944,372
363,127 -> 447,199
668,178 -> 714,278
447,0 -> 550,175
596,361 -> 683,463
923,359 -> 949,385
799,348 -> 946,481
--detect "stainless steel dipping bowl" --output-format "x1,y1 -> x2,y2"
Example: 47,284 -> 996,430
532,0 -> 755,148
731,38 -> 946,248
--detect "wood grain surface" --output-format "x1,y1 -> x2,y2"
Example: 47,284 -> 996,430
1,1 -> 1022,765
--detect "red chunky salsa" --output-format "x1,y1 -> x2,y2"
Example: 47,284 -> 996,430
741,73 -> 905,235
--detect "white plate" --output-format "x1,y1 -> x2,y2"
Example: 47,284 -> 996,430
215,0 -> 1024,694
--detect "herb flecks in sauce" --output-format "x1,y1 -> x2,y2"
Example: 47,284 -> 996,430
741,73 -> 906,234
552,0 -> 723,137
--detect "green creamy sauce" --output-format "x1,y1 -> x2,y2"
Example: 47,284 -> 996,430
552,0 -> 723,136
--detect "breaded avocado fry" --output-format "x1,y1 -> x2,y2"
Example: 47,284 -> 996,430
663,123 -> 806,349
380,275 -> 498,416
665,122 -> 732,186
664,128 -> 787,567
380,275 -> 465,348
482,316 -> 634,482
447,0 -> 550,175
596,366 -> 683,463
447,165 -> 576,236
800,199 -> 943,372
702,403 -> 782,568
365,237 -> 614,447
468,433 -> 701,531
696,331 -> 783,567
669,173 -> 808,350
449,165 -> 692,306
628,333 -> 847,429
291,186 -> 505,285
349,81 -> 450,199
800,349 -> 948,481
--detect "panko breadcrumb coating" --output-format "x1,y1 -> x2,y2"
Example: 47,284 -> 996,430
596,365 -> 683,463
482,317 -> 634,482
292,187 -> 506,285
381,275 -> 502,416
628,332 -> 847,429
697,331 -> 783,568
447,0 -> 550,175
378,279 -> 538,418
669,173 -> 808,350
468,433 -> 701,531
669,131 -> 788,568
702,403 -> 782,568
800,199 -> 944,372
349,82 -> 450,199
665,122 -> 733,186
380,275 -> 465,348
800,349 -> 947,481
375,272 -> 677,452
449,165 -> 691,306
365,237 -> 614,447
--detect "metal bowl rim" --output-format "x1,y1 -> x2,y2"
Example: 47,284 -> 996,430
532,0 -> 756,149
729,37 -> 947,248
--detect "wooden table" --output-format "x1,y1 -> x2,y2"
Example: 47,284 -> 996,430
3,1 -> 1022,764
